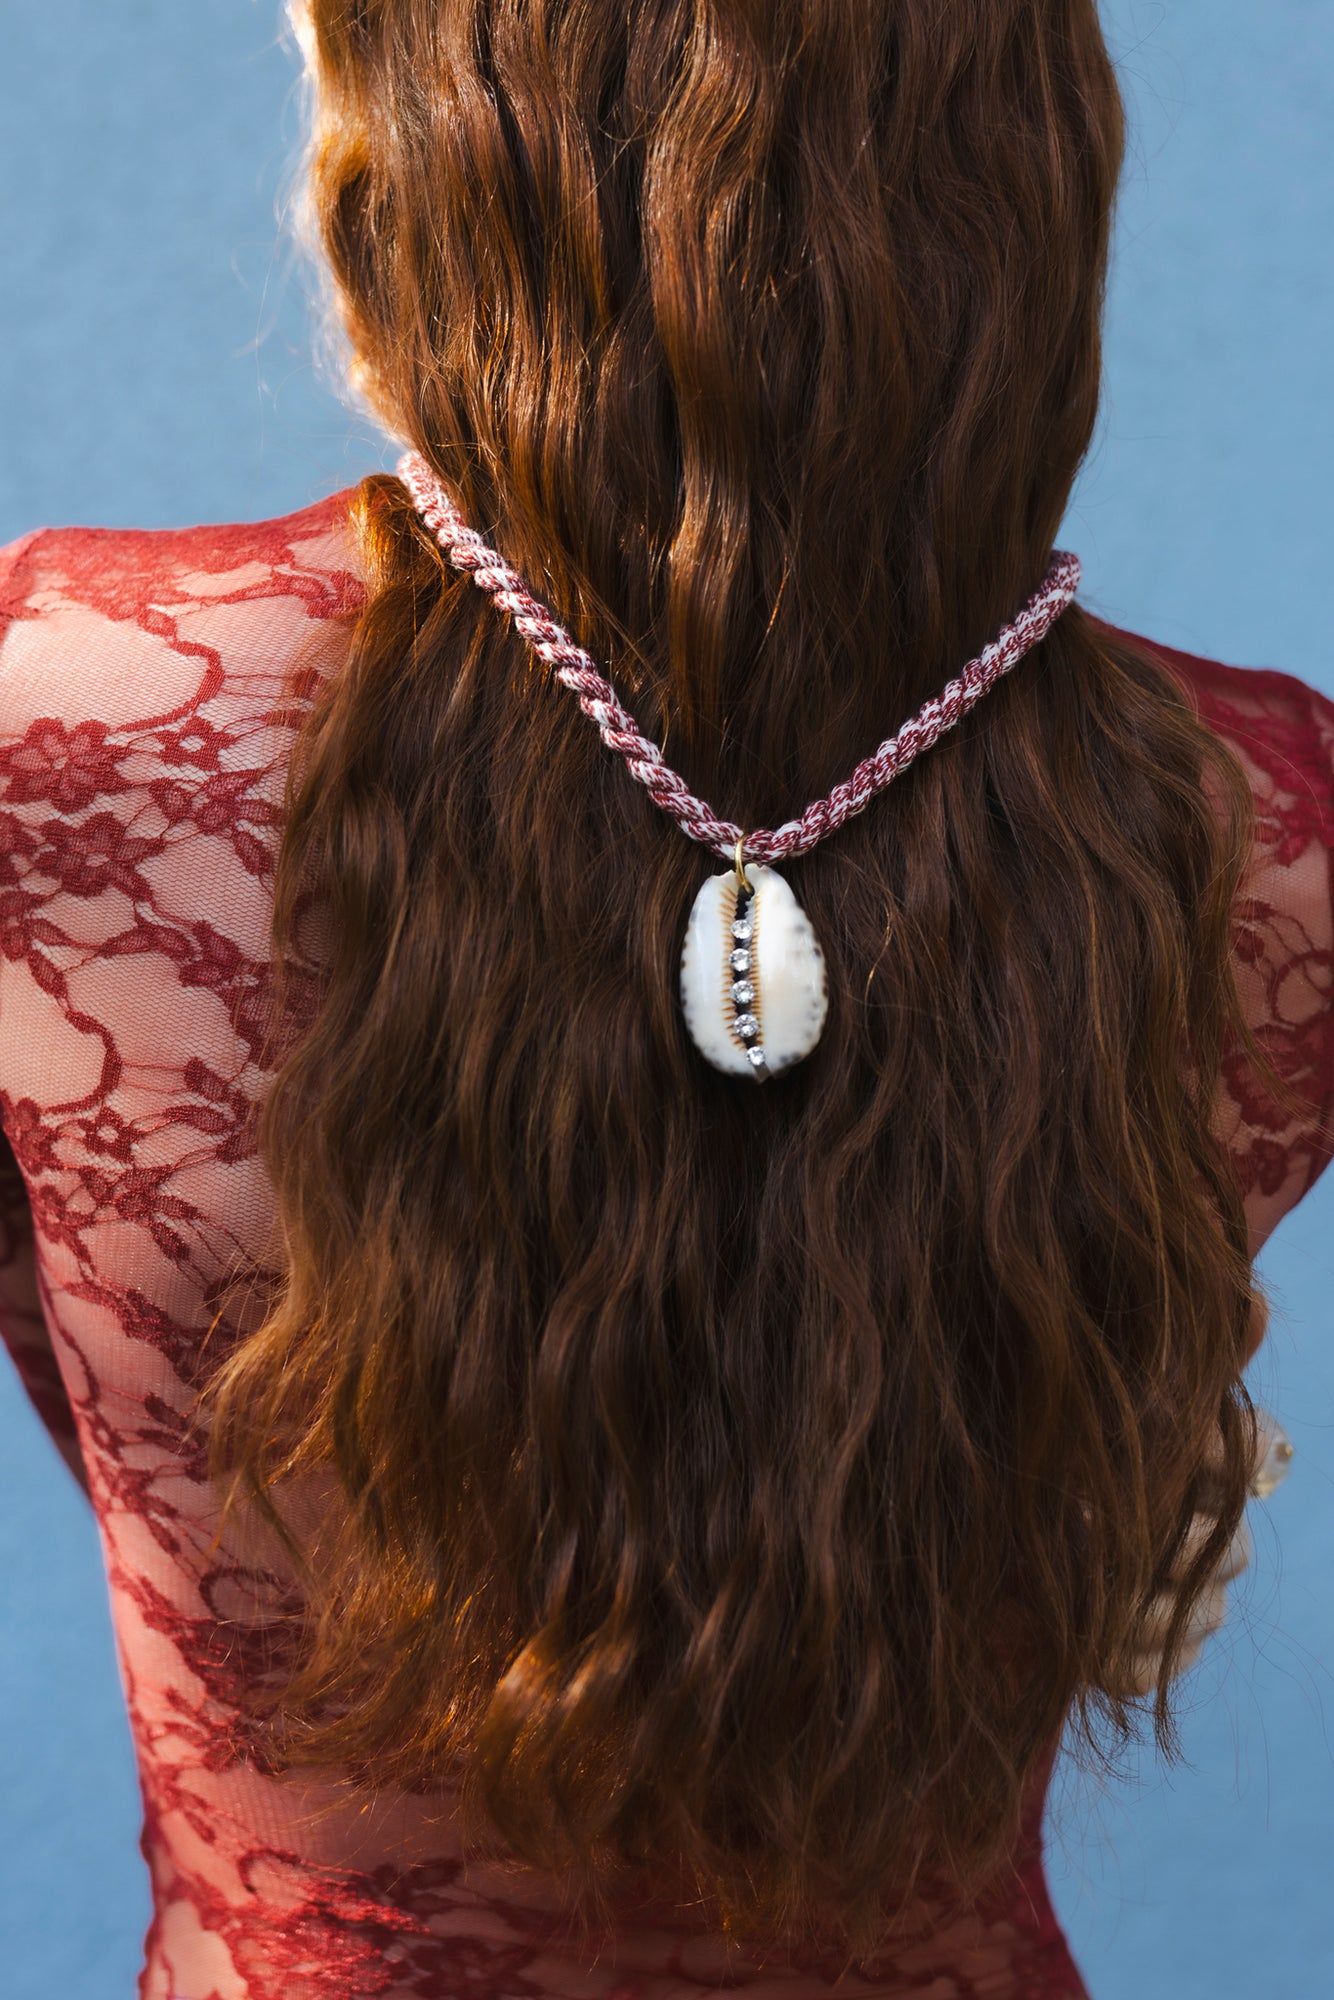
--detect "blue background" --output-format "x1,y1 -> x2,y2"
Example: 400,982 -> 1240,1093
1,4 -> 1330,1993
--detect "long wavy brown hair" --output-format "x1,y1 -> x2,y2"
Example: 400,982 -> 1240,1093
205,0 -> 1285,1956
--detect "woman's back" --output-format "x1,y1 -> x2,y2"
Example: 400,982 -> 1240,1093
1,499 -> 1330,2000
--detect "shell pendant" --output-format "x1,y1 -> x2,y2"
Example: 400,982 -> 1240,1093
680,862 -> 828,1080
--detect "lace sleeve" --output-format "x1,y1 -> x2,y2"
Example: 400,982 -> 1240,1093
1139,635 -> 1334,1251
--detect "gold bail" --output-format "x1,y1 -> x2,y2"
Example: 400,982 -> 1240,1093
733,835 -> 751,893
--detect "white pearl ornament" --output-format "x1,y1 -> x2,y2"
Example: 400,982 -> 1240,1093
680,863 -> 829,1079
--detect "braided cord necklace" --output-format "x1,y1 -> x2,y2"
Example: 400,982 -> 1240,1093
398,449 -> 1080,1080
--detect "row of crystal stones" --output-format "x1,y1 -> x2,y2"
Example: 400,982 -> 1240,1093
728,883 -> 768,1076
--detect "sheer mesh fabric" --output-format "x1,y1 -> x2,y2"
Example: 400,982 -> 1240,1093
0,496 -> 1331,2000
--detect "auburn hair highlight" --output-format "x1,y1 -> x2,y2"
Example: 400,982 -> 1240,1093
205,0 -> 1285,1956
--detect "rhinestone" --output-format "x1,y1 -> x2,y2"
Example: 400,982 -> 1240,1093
746,1046 -> 767,1070
733,1013 -> 759,1040
729,948 -> 750,974
732,916 -> 753,942
731,980 -> 755,1006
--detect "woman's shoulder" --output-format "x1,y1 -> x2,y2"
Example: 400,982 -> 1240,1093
1101,619 -> 1334,841
1088,616 -> 1334,892
0,488 -> 367,735
0,486 -> 363,598
0,491 -> 370,972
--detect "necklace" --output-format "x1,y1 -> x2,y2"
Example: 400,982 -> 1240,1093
398,450 -> 1080,1080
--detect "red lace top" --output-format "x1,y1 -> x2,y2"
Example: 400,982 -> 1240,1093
1,495 -> 1331,2000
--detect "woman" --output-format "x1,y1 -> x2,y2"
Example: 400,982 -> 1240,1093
0,1 -> 1328,1995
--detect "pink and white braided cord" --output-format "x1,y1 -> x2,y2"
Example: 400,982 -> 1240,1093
398,451 -> 1081,866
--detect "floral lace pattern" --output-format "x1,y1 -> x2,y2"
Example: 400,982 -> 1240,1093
0,497 -> 1330,2000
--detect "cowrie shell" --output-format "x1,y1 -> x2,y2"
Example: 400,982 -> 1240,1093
680,863 -> 828,1079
